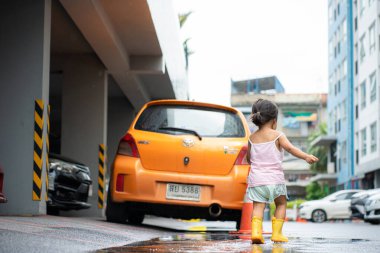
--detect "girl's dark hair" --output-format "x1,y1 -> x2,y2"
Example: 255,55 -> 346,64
251,99 -> 278,127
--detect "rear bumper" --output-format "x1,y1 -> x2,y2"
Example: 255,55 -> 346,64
48,199 -> 91,210
111,156 -> 249,210
124,201 -> 241,221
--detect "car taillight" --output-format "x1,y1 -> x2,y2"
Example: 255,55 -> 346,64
117,133 -> 140,157
116,174 -> 124,192
234,145 -> 249,165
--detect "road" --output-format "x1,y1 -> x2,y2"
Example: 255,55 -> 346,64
1,215 -> 380,253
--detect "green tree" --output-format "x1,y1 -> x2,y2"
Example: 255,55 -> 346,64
306,181 -> 327,200
178,12 -> 194,69
307,122 -> 328,173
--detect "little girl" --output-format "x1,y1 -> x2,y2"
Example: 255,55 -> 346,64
247,99 -> 318,244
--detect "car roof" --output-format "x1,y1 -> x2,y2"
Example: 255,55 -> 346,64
352,188 -> 380,197
368,192 -> 380,200
334,189 -> 362,194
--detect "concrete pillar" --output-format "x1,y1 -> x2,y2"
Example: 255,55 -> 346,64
0,0 -> 51,215
60,54 -> 107,217
107,77 -> 136,181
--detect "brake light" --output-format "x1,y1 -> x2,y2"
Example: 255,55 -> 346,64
234,145 -> 249,165
117,133 -> 140,157
116,174 -> 124,192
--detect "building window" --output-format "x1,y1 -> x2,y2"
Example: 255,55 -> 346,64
342,19 -> 347,44
355,87 -> 359,119
337,26 -> 341,55
360,0 -> 366,17
361,128 -> 367,157
360,34 -> 366,63
341,141 -> 347,164
329,4 -> 333,24
329,40 -> 333,62
334,108 -> 337,133
370,71 -> 377,102
341,99 -> 346,121
355,60 -> 358,75
370,122 -> 377,153
355,17 -> 358,32
342,59 -> 347,79
337,103 -> 341,132
360,81 -> 366,109
356,132 -> 359,164
369,22 -> 376,55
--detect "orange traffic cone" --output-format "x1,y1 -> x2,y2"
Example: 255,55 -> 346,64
235,191 -> 253,233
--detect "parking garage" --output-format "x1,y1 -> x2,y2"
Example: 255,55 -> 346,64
0,0 -> 188,216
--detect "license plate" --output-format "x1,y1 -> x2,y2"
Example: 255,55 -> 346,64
166,183 -> 201,202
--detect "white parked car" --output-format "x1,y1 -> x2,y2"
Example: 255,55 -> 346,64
299,190 -> 362,223
364,192 -> 380,225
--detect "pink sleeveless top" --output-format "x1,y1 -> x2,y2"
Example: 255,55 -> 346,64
247,133 -> 285,187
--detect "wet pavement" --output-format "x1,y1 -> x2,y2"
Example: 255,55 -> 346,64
97,233 -> 380,253
1,216 -> 380,252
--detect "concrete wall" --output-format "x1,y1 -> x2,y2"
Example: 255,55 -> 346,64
107,78 -> 136,175
0,0 -> 51,215
60,54 -> 107,216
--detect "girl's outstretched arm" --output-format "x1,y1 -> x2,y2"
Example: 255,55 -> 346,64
278,135 -> 319,164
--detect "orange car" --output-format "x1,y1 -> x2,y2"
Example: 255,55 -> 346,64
106,100 -> 250,226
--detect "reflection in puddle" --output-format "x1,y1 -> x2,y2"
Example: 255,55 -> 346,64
97,233 -> 376,253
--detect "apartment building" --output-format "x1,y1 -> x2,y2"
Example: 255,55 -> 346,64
325,0 -> 380,189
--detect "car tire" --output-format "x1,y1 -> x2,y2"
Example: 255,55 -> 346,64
47,205 -> 60,216
127,212 -> 145,225
105,185 -> 128,223
368,220 -> 380,225
311,209 -> 327,223
234,217 -> 241,230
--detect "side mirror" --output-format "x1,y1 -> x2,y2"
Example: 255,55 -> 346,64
330,198 -> 337,202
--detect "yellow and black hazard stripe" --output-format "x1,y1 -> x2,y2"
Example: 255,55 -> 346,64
98,144 -> 105,208
45,105 -> 50,201
33,100 -> 44,201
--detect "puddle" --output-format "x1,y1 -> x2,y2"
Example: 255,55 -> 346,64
97,233 -> 378,253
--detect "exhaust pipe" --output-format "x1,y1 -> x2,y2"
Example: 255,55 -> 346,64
208,203 -> 222,218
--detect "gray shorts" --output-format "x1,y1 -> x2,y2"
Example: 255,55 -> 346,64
247,184 -> 288,203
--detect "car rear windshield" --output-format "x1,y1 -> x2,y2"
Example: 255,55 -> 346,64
135,105 -> 246,137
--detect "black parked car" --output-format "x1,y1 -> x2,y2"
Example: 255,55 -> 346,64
47,154 -> 92,215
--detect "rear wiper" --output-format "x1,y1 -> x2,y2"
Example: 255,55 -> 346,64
159,127 -> 202,140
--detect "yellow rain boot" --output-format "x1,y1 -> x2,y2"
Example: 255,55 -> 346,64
271,217 -> 288,243
251,244 -> 263,253
251,216 -> 265,244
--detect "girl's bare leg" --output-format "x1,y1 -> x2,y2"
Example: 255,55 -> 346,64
274,195 -> 287,219
252,201 -> 266,219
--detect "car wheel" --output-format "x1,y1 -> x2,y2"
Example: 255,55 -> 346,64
105,184 -> 128,223
127,212 -> 145,225
234,217 -> 241,230
311,209 -> 327,223
368,220 -> 380,225
47,205 -> 60,216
